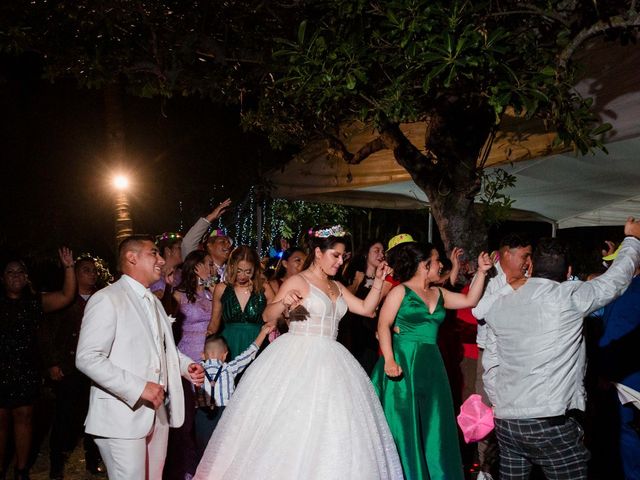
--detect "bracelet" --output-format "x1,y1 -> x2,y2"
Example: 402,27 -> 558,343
64,265 -> 75,269
371,285 -> 381,291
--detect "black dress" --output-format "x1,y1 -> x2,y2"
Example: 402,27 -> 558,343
337,278 -> 379,374
0,294 -> 44,408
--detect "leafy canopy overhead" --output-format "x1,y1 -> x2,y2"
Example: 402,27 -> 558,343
255,0 -> 638,155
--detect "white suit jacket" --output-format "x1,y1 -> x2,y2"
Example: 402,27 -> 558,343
76,276 -> 193,439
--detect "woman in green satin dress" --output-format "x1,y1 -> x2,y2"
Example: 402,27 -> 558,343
371,241 -> 492,480
207,246 -> 276,357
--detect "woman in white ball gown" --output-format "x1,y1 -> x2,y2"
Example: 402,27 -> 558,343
194,228 -> 403,480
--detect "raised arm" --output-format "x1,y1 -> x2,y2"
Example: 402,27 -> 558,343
570,220 -> 640,315
377,285 -> 404,378
442,252 -> 492,310
181,198 -> 232,260
448,247 -> 463,287
42,247 -> 77,313
340,262 -> 390,316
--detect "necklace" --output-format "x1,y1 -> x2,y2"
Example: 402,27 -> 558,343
308,267 -> 336,298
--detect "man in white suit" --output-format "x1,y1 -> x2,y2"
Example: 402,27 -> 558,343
76,235 -> 205,479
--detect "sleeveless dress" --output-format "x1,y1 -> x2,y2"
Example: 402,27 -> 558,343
371,286 -> 464,480
219,285 -> 266,357
194,280 -> 403,480
0,294 -> 44,408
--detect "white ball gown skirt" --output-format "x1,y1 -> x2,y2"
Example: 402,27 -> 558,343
194,333 -> 403,479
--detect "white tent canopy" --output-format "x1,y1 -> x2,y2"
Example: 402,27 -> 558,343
267,40 -> 640,229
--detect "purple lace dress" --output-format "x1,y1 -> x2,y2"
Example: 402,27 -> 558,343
177,290 -> 213,362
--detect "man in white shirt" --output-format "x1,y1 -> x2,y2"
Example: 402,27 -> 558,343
482,219 -> 640,480
471,233 -> 532,478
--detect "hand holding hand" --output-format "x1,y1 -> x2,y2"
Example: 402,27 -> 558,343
188,363 -> 205,387
384,360 -> 403,378
624,217 -> 640,239
140,381 -> 165,409
58,247 -> 74,268
256,323 -> 276,346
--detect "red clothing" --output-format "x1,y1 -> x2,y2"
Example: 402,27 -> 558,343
457,285 -> 478,360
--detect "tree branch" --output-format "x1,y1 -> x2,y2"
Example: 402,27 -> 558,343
488,7 -> 571,28
326,134 -> 387,165
558,12 -> 640,69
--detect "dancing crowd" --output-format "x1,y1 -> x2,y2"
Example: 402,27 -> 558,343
1,199 -> 640,480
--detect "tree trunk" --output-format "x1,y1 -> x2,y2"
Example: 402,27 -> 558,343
383,99 -> 494,258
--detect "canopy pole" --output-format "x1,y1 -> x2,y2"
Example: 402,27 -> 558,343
428,209 -> 433,243
551,221 -> 558,238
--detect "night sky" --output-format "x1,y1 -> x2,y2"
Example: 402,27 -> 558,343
0,53 -> 286,265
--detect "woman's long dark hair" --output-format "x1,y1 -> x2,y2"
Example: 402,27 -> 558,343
275,247 -> 306,279
175,250 -> 207,303
388,242 -> 435,283
302,236 -> 348,272
343,238 -> 384,285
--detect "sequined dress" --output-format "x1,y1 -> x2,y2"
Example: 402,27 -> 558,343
194,279 -> 403,480
0,294 -> 44,408
219,285 -> 266,357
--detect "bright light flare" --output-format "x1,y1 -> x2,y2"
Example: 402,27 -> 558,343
113,174 -> 129,190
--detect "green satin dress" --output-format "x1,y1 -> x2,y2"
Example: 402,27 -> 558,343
371,286 -> 463,480
220,285 -> 266,358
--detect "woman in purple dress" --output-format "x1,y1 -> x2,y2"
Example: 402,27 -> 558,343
164,250 -> 213,480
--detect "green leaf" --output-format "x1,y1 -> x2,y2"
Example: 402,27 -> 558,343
298,20 -> 307,46
591,123 -> 612,135
346,73 -> 356,90
540,65 -> 556,76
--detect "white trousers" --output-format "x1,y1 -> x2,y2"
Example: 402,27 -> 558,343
94,404 -> 169,480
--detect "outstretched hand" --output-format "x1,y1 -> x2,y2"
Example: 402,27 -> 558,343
476,252 -> 493,273
601,240 -> 617,257
624,217 -> 640,239
58,247 -> 74,268
450,247 -> 463,269
207,198 -> 232,222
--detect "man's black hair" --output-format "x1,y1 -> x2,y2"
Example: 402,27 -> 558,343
532,238 -> 569,282
499,232 -> 532,250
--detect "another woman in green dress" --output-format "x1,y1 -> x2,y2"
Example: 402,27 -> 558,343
207,246 -> 275,357
371,241 -> 492,480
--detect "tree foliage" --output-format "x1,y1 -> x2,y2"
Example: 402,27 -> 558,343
1,0 -> 639,253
